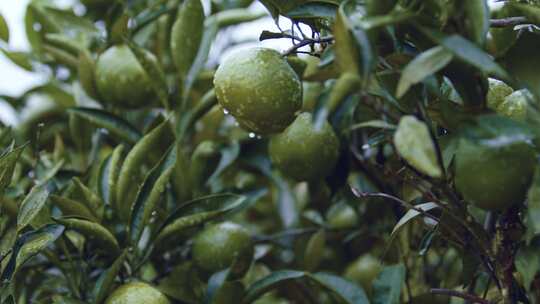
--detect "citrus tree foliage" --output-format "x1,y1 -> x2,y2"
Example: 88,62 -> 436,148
2,0 -> 540,303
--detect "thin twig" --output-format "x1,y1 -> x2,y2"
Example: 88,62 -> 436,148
351,188 -> 441,224
490,16 -> 530,28
283,36 -> 334,56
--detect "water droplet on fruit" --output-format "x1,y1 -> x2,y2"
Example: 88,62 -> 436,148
362,144 -> 370,150
248,132 -> 256,138
223,109 -> 230,115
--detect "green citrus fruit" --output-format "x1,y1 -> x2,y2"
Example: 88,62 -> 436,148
192,222 -> 254,274
269,112 -> 340,181
343,254 -> 382,295
496,89 -> 532,121
486,78 -> 513,110
455,133 -> 537,211
213,48 -> 302,134
95,44 -> 156,108
105,282 -> 170,304
326,203 -> 358,229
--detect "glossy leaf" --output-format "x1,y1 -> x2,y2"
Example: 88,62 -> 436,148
372,264 -> 406,304
462,0 -> 489,45
17,183 -> 52,231
53,217 -> 120,256
129,145 -> 176,244
391,202 -> 439,238
419,29 -> 508,79
397,46 -> 453,98
50,195 -> 98,222
171,0 -> 205,80
68,107 -> 142,144
93,250 -> 127,304
116,119 -> 173,219
106,145 -> 124,211
0,224 -> 64,282
311,272 -> 369,304
154,193 -> 247,244
126,41 -> 169,109
0,144 -> 25,193
182,17 -> 218,103
243,270 -> 307,303
394,116 -> 442,178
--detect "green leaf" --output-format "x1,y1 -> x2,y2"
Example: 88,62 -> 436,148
182,17 -> 218,104
171,0 -> 205,80
0,14 -> 9,43
98,145 -> 124,210
372,264 -> 406,304
68,107 -> 142,144
116,119 -> 173,220
419,28 -> 508,79
50,195 -> 98,222
72,177 -> 103,216
286,2 -> 338,19
304,229 -> 326,271
0,49 -> 33,71
462,0 -> 489,45
243,270 -> 307,303
93,250 -> 127,304
154,193 -> 247,244
214,9 -> 265,28
53,217 -> 120,256
311,272 -> 369,304
126,41 -> 169,110
157,263 -> 201,303
394,116 -> 442,178
1,224 -> 64,282
515,246 -> 540,291
0,144 -> 25,193
391,202 -> 439,238
129,145 -> 176,244
334,7 -> 359,74
397,46 -> 453,98
348,120 -> 396,131
77,49 -> 99,100
501,32 -> 540,98
17,183 -> 52,232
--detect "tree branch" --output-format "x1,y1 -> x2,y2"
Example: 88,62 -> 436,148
490,16 -> 530,28
430,288 -> 492,304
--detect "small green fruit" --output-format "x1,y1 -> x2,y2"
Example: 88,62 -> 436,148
269,112 -> 340,181
95,44 -> 156,108
192,222 -> 254,274
344,254 -> 382,295
213,48 -> 302,134
496,89 -> 532,121
486,78 -> 513,110
105,282 -> 170,304
455,135 -> 537,211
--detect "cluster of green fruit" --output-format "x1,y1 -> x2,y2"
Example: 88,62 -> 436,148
104,222 -> 253,304
214,47 -> 340,181
453,80 -> 537,211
